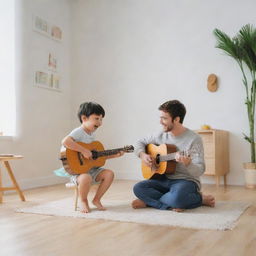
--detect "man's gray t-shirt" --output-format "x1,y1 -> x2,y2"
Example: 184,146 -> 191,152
135,128 -> 205,189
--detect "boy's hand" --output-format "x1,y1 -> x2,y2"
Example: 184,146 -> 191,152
81,148 -> 92,159
118,151 -> 125,157
109,151 -> 124,159
175,152 -> 191,167
140,152 -> 153,167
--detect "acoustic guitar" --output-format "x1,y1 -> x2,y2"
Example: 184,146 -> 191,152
60,141 -> 134,175
141,144 -> 198,179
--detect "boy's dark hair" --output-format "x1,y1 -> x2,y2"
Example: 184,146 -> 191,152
158,100 -> 186,124
78,102 -> 105,123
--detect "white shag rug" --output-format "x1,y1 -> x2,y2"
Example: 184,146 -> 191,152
16,198 -> 249,231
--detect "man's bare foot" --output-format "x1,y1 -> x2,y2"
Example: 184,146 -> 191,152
92,199 -> 106,211
202,194 -> 215,207
81,200 -> 91,213
131,199 -> 147,209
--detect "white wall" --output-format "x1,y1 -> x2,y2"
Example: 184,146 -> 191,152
1,0 -> 255,190
0,0 -> 72,189
70,0 -> 256,185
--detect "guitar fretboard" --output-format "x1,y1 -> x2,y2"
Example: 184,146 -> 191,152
159,148 -> 198,162
97,148 -> 124,157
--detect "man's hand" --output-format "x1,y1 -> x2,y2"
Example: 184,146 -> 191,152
175,152 -> 191,167
140,152 -> 154,167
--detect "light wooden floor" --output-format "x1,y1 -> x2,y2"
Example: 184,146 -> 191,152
0,180 -> 256,256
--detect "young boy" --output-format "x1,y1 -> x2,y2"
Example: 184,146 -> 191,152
62,102 -> 124,213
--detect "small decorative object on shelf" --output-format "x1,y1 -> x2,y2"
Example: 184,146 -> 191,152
201,124 -> 211,130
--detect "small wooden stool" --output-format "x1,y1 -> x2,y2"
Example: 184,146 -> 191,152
0,155 -> 25,203
65,182 -> 79,211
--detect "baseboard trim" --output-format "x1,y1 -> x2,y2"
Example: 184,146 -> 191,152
9,175 -> 67,190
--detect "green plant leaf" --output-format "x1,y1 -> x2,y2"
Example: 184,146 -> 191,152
238,24 -> 256,72
243,133 -> 252,143
214,25 -> 256,162
213,29 -> 241,60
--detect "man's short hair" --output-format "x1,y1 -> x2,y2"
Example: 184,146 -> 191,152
158,100 -> 186,123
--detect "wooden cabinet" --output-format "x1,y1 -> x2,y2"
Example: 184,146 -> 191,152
195,129 -> 229,186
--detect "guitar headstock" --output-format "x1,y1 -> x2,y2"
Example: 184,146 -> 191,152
123,145 -> 134,153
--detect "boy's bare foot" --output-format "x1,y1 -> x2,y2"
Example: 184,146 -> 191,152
81,200 -> 91,213
132,199 -> 147,209
92,199 -> 106,211
202,194 -> 215,207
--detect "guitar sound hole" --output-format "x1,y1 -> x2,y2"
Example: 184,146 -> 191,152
91,150 -> 98,160
156,154 -> 160,164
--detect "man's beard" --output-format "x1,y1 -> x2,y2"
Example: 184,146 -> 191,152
163,124 -> 173,132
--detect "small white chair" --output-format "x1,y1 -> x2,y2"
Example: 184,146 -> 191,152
65,182 -> 79,211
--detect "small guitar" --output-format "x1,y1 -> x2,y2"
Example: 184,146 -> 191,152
141,144 -> 198,179
60,141 -> 134,175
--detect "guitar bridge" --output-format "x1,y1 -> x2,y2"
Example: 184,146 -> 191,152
78,152 -> 84,165
151,164 -> 158,171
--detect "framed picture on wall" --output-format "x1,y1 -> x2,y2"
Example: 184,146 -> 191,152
48,53 -> 57,72
32,14 -> 63,42
50,74 -> 60,90
35,71 -> 49,87
34,71 -> 61,92
51,26 -> 62,41
33,15 -> 49,37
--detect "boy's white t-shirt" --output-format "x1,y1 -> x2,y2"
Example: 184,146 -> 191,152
68,126 -> 95,143
60,126 -> 95,152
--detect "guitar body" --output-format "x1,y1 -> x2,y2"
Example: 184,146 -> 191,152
61,141 -> 107,175
141,144 -> 177,179
60,141 -> 134,175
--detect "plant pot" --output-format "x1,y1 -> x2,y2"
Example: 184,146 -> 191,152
243,163 -> 256,189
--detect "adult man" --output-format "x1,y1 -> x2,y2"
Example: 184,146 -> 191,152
132,100 -> 215,211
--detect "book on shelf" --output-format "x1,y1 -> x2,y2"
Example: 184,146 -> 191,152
0,154 -> 14,157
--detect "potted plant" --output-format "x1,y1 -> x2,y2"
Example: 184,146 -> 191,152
213,24 -> 256,188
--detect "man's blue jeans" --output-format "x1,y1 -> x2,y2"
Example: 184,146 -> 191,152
133,176 -> 202,210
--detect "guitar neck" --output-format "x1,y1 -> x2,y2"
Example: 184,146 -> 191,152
159,149 -> 196,162
97,148 -> 124,157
